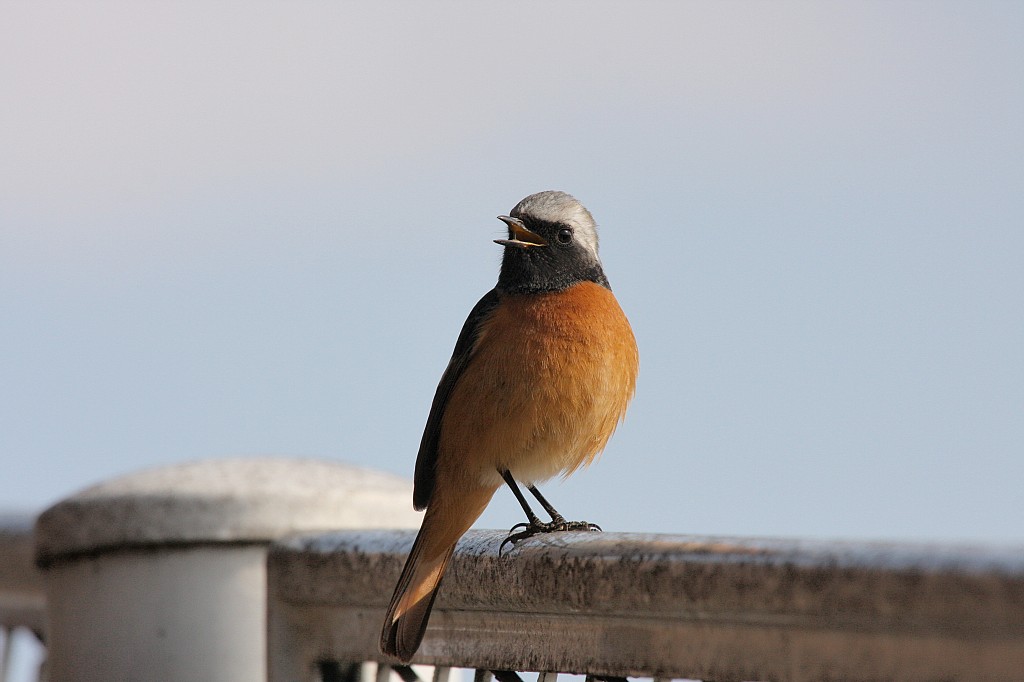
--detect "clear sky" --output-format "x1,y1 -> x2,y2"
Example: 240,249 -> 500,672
2,2 -> 1022,543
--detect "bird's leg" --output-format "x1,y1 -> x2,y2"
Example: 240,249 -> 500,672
527,484 -> 601,533
501,469 -> 546,529
499,470 -> 601,551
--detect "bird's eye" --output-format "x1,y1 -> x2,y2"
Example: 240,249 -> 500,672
556,227 -> 573,244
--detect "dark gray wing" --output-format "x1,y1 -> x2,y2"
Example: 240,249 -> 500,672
412,288 -> 501,510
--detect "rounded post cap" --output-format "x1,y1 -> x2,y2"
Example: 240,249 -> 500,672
35,457 -> 420,566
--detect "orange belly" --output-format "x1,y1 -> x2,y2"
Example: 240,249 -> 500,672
436,282 -> 638,488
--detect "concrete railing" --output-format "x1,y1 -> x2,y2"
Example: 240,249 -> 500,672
268,529 -> 1024,682
0,515 -> 43,634
4,458 -> 1022,681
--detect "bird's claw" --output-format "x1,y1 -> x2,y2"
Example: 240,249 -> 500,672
499,519 -> 602,554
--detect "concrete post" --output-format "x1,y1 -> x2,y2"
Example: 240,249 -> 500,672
34,457 -> 420,682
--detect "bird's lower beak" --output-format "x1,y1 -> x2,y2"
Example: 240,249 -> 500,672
494,215 -> 548,248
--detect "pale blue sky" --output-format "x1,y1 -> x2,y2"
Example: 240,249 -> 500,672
2,2 -> 1022,542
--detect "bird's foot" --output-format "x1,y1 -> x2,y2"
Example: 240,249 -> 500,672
499,518 -> 602,553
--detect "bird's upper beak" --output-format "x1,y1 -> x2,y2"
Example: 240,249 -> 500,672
494,215 -> 548,248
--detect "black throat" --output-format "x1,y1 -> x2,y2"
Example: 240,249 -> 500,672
496,247 -> 610,294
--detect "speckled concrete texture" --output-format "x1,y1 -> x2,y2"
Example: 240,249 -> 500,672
268,529 -> 1024,681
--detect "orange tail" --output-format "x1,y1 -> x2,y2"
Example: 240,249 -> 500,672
380,485 -> 494,661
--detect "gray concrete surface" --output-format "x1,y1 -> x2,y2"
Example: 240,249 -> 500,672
268,529 -> 1024,681
35,457 -> 420,565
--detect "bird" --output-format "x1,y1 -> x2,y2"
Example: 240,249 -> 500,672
379,190 -> 639,662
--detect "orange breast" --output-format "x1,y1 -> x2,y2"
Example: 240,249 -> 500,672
437,282 -> 638,489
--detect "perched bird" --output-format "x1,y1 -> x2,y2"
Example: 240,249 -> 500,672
379,190 -> 639,661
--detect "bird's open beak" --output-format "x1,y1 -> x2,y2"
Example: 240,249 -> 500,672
494,215 -> 548,248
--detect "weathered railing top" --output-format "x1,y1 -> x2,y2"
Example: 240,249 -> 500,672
268,529 -> 1024,682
